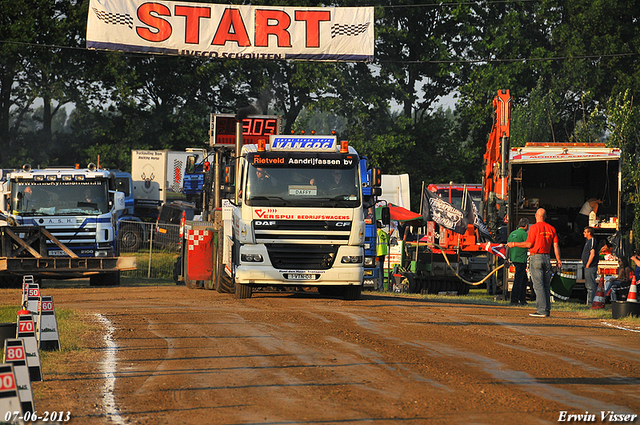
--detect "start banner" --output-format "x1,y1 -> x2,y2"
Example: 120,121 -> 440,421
87,0 -> 374,62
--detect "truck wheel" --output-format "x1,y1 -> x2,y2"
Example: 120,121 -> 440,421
120,224 -> 143,252
234,283 -> 252,299
216,272 -> 233,293
405,273 -> 418,293
343,285 -> 362,300
214,235 -> 233,293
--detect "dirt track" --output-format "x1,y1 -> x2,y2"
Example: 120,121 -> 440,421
3,283 -> 640,425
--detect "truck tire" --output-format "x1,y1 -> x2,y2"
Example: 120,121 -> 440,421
120,224 -> 143,252
214,234 -> 233,293
343,285 -> 362,300
234,282 -> 252,299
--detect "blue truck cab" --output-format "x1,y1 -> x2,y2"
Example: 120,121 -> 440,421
360,157 -> 380,290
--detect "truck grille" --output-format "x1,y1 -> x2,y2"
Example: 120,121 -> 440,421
266,244 -> 338,270
254,220 -> 351,242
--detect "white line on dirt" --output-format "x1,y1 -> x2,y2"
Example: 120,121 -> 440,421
96,314 -> 127,425
601,321 -> 640,333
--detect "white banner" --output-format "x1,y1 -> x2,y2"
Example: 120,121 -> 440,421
87,0 -> 374,61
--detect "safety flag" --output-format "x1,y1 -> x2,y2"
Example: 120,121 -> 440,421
421,188 -> 468,234
483,242 -> 507,259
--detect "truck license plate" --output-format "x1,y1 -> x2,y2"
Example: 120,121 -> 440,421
288,274 -> 315,280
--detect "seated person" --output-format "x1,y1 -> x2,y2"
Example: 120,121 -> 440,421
251,167 -> 277,194
605,258 -> 633,301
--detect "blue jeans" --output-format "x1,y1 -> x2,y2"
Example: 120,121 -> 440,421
529,254 -> 552,316
584,266 -> 598,304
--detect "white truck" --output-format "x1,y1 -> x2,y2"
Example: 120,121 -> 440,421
179,134 -> 380,300
3,164 -> 135,286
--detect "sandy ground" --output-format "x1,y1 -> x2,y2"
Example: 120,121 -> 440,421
2,283 -> 640,425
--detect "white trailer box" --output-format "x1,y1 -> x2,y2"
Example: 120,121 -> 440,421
380,174 -> 411,208
131,150 -> 200,206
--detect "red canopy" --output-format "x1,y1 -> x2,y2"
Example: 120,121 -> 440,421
377,204 -> 425,225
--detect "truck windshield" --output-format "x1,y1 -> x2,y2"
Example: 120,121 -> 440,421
245,163 -> 360,208
10,181 -> 109,215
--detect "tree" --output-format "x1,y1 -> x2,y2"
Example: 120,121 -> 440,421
605,90 -> 640,249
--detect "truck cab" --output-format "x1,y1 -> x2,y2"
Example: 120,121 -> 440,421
219,135 -> 371,299
8,164 -> 125,257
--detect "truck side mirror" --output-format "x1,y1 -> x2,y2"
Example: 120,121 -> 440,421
371,187 -> 382,197
113,192 -> 126,212
371,167 -> 382,188
186,156 -> 197,174
380,206 -> 390,225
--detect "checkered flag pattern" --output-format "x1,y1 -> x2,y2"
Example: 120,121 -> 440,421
330,22 -> 370,38
188,230 -> 210,251
172,159 -> 184,193
92,7 -> 134,29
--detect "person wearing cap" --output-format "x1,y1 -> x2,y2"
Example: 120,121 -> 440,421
376,221 -> 389,291
507,208 -> 561,317
507,217 -> 529,306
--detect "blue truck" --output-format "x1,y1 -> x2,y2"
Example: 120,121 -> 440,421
360,157 -> 382,290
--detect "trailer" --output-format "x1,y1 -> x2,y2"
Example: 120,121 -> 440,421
0,226 -> 136,287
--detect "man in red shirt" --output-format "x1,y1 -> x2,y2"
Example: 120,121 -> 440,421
507,208 -> 562,317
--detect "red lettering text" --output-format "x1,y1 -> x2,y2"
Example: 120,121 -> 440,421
137,2 -> 172,42
255,10 -> 291,47
175,6 -> 211,44
295,11 -> 330,48
211,8 -> 251,47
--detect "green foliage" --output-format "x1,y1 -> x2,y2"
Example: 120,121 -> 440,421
605,90 -> 640,249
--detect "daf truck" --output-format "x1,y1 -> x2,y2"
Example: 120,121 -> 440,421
178,131 -> 381,300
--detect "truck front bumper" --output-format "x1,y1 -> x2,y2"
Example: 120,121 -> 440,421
235,245 -> 363,286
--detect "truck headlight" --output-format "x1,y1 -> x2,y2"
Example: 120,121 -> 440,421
364,256 -> 375,266
341,255 -> 363,264
241,254 -> 263,262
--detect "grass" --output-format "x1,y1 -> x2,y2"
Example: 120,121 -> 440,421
123,249 -> 179,280
1,306 -> 100,351
1,305 -> 100,360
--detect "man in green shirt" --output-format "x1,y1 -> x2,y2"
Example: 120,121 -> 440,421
508,218 -> 530,305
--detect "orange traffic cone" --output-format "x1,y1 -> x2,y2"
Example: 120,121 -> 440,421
627,275 -> 638,303
591,277 -> 605,309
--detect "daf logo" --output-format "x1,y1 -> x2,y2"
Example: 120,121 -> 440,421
336,222 -> 350,227
256,220 -> 276,226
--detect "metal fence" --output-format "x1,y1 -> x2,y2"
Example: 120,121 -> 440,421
117,220 -> 180,280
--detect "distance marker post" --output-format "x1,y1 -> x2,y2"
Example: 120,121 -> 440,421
15,315 -> 42,382
0,364 -> 24,425
2,339 -> 34,414
25,284 -> 40,316
20,276 -> 34,306
37,296 -> 60,351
